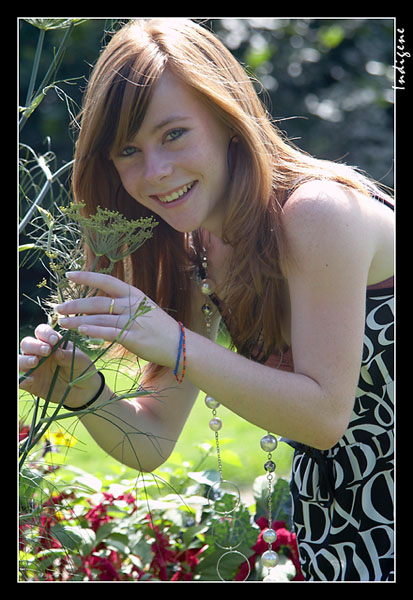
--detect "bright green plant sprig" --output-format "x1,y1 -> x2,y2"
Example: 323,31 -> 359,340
60,202 -> 158,273
19,203 -> 158,470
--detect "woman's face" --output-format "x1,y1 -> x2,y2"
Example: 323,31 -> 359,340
110,69 -> 232,237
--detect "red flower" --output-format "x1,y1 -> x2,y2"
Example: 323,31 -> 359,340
148,525 -> 177,580
85,502 -> 112,533
170,547 -> 206,581
236,518 -> 304,581
81,551 -> 123,581
19,424 -> 30,442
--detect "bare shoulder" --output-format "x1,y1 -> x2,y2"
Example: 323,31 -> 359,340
280,180 -> 377,276
282,180 -> 366,232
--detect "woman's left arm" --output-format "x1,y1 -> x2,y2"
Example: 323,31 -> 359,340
183,183 -> 377,449
57,183 -> 380,450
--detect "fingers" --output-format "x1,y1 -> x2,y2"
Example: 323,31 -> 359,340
57,314 -> 125,342
56,296 -> 112,316
34,323 -> 61,345
19,325 -> 65,372
18,345 -> 68,372
65,323 -> 121,342
20,325 -> 61,357
56,295 -> 140,317
65,271 -> 131,297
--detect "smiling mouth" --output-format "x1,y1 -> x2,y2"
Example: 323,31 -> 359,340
152,181 -> 197,204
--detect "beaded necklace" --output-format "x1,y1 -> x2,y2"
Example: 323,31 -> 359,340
197,236 -> 279,581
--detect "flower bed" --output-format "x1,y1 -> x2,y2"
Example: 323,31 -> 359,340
19,435 -> 303,582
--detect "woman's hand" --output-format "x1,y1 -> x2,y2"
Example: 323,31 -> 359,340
19,323 -> 101,408
54,271 -> 180,369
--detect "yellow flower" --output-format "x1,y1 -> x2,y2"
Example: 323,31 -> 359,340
44,430 -> 77,448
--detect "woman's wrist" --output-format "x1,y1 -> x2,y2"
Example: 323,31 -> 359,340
63,371 -> 106,412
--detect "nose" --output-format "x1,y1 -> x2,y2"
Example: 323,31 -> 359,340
143,148 -> 173,184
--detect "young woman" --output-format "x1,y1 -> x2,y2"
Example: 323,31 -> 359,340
19,19 -> 394,581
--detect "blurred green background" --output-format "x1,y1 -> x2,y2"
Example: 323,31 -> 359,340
19,17 -> 394,332
19,18 -> 394,489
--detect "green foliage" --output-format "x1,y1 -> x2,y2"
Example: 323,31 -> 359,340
18,445 -> 301,582
60,202 -> 158,272
18,201 -> 157,471
19,18 -> 394,329
24,18 -> 88,31
209,18 -> 393,188
253,474 -> 293,528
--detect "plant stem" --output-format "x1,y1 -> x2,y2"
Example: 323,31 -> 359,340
25,28 -> 45,108
19,255 -> 103,468
19,21 -> 75,133
19,160 -> 74,234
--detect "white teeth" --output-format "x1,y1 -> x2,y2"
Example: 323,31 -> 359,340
159,181 -> 194,203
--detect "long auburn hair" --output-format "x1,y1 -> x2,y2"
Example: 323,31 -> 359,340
72,18 -> 391,378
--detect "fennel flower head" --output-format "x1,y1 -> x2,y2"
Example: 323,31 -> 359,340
61,202 -> 158,271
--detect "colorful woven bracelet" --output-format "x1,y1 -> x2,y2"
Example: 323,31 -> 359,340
173,322 -> 186,384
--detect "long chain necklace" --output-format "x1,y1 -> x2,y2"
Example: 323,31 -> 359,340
198,238 -> 279,581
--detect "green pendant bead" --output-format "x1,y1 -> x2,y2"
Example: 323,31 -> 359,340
264,460 -> 276,473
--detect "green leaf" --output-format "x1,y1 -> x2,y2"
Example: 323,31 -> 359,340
220,449 -> 243,467
19,468 -> 47,511
271,477 -> 293,526
34,548 -> 68,569
19,244 -> 37,252
105,532 -> 130,555
188,469 -> 220,486
130,537 -> 154,566
318,24 -> 345,49
20,85 -> 54,120
245,44 -> 272,70
195,501 -> 258,581
94,522 -> 117,546
36,205 -> 54,226
50,524 -> 95,554
253,474 -> 293,527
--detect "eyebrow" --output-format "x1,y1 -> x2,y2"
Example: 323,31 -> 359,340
151,115 -> 191,134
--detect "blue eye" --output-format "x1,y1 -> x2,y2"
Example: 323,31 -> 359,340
165,128 -> 185,142
120,146 -> 138,157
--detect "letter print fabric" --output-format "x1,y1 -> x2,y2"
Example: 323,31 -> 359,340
289,285 -> 394,581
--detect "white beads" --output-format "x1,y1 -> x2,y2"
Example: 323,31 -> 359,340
200,278 -> 215,296
261,550 -> 279,568
260,434 -> 278,452
263,528 -> 278,544
259,432 -> 280,576
205,395 -> 220,410
209,417 -> 223,431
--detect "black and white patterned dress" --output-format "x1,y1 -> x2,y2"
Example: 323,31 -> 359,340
287,279 -> 394,581
203,194 -> 394,581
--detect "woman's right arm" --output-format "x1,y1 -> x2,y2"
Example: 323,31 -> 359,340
79,367 -> 201,472
19,282 -> 218,472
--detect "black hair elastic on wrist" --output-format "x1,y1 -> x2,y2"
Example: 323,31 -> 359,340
63,371 -> 105,412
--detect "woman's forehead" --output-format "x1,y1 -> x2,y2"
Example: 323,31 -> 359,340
119,70 -> 215,142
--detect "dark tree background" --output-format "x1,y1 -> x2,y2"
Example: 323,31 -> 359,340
19,18 -> 394,330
